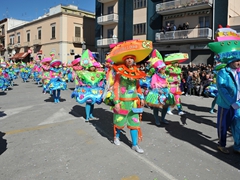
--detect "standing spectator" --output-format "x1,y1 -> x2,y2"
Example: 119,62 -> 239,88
199,73 -> 211,96
186,71 -> 193,96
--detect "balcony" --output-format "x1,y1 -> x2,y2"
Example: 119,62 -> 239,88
98,0 -> 116,3
156,0 -> 213,15
14,43 -> 21,48
155,28 -> 212,44
97,38 -> 118,47
33,39 -> 41,45
97,14 -> 118,25
23,42 -> 31,47
7,44 -> 14,49
72,37 -> 84,44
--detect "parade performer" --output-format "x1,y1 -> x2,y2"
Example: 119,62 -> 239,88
41,57 -> 52,94
20,62 -> 31,82
61,63 -> 69,82
106,39 -> 153,153
32,59 -> 42,85
205,62 -> 226,114
71,57 -> 83,87
208,25 -> 240,154
6,62 -> 18,86
47,59 -> 67,103
164,53 -> 188,116
71,49 -> 105,122
0,62 -> 10,91
145,49 -> 175,126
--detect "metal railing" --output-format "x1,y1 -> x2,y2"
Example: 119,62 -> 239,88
97,38 -> 118,46
97,14 -> 118,24
156,0 -> 213,12
14,43 -> 21,48
155,27 -> 212,41
72,37 -> 84,43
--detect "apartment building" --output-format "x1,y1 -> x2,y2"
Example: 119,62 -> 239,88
95,0 -> 240,65
0,4 -> 96,63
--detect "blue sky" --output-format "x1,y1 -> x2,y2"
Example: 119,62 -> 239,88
0,0 -> 95,21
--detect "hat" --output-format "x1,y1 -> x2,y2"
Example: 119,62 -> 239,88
80,49 -> 98,69
148,49 -> 166,70
50,59 -> 62,67
41,57 -> 52,64
71,58 -> 81,66
208,25 -> 240,64
164,53 -> 189,65
106,39 -> 153,64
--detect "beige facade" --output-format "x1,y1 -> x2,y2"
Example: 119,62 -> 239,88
133,8 -> 147,40
1,4 -> 95,63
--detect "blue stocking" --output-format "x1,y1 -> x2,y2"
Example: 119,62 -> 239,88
210,97 -> 217,112
130,129 -> 138,146
177,104 -> 183,113
90,104 -> 94,118
57,90 -> 60,102
85,103 -> 91,120
167,106 -> 171,112
161,106 -> 168,122
53,90 -> 57,103
115,128 -> 121,138
153,107 -> 160,125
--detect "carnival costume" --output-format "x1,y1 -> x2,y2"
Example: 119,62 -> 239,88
144,49 -> 175,126
32,60 -> 42,85
208,25 -> 240,154
20,62 -> 31,82
6,63 -> 18,86
0,62 -> 10,91
106,39 -> 153,154
41,57 -> 52,94
71,49 -> 105,122
164,53 -> 188,116
47,59 -> 67,103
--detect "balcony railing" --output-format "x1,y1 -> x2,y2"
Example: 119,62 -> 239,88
14,43 -> 21,48
72,37 -> 84,43
155,28 -> 212,42
156,0 -> 213,15
97,14 -> 118,25
7,44 -> 14,49
33,39 -> 41,45
97,38 -> 118,47
23,42 -> 31,47
98,0 -> 116,3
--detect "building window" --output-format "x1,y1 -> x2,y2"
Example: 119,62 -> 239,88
51,23 -> 56,39
107,29 -> 114,38
133,23 -> 146,35
38,28 -> 41,40
27,31 -> 30,42
133,0 -> 147,9
17,33 -> 20,43
9,35 -> 14,45
108,6 -> 114,14
199,16 -> 210,28
75,27 -> 81,37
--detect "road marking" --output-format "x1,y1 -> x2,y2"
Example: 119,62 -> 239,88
38,108 -> 78,125
0,105 -> 33,120
121,175 -> 139,180
92,124 -> 178,180
5,121 -> 73,135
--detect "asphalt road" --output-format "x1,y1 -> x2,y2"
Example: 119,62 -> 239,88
0,78 -> 239,180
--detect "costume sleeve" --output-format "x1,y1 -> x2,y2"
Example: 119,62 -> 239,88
217,70 -> 236,106
113,73 -> 120,104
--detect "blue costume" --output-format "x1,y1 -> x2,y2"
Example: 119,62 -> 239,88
208,25 -> 240,154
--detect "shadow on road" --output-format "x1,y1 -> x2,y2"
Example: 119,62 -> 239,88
0,91 -> 7,96
0,111 -> 7,118
0,132 -> 7,155
165,121 -> 240,169
69,105 -> 132,147
44,96 -> 66,103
